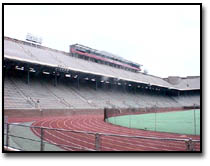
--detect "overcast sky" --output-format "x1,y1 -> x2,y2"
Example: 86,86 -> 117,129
4,5 -> 200,78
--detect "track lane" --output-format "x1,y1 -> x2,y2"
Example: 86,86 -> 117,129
30,115 -> 200,151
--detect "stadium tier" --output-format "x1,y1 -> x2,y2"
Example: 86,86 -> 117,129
5,74 -> 200,109
4,36 -> 200,110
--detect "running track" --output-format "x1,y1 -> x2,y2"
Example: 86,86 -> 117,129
29,115 -> 200,151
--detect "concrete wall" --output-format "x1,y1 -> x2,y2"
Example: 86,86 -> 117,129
4,108 -> 104,119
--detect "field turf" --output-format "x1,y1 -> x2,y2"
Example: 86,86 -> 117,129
107,109 -> 200,135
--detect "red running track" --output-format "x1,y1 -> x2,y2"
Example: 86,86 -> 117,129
27,115 -> 200,151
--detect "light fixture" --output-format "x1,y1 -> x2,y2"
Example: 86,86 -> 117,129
43,71 -> 50,75
65,74 -> 71,77
29,68 -> 36,72
15,66 -> 24,71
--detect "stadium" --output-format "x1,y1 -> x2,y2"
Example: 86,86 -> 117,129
3,36 -> 200,151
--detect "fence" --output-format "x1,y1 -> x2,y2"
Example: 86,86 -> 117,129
104,106 -> 200,120
4,122 -> 200,151
104,106 -> 200,135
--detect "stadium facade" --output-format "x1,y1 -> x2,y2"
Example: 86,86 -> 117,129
4,36 -> 200,111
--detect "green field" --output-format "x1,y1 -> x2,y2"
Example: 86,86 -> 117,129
107,109 -> 200,135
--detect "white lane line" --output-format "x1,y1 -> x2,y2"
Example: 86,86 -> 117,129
64,117 -> 165,151
68,116 -> 186,151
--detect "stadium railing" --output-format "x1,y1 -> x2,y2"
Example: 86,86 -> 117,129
3,122 -> 200,151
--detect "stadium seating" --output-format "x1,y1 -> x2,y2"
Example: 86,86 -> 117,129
4,77 -> 34,109
4,37 -> 200,110
173,95 -> 200,107
4,75 -> 199,110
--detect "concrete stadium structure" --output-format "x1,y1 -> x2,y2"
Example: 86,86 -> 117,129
4,36 -> 200,111
3,36 -> 201,152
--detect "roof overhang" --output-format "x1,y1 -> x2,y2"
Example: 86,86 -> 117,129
4,55 -> 200,91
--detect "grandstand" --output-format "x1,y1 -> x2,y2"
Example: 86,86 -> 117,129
4,36 -> 200,110
3,36 -> 200,151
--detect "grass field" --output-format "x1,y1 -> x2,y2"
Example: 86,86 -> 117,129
107,109 -> 200,135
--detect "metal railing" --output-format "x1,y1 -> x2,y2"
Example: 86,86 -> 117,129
4,123 -> 200,151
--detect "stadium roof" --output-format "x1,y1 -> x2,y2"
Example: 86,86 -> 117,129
164,76 -> 200,91
4,36 -> 200,91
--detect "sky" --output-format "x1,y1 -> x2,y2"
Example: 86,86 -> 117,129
4,4 -> 200,78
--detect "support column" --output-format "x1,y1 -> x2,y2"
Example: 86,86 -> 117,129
193,104 -> 196,135
123,83 -> 126,92
163,89 -> 166,96
114,82 -> 117,90
27,70 -> 30,84
6,123 -> 10,147
95,133 -> 101,151
178,91 -> 180,97
77,77 -> 80,89
134,86 -> 136,94
40,128 -> 45,151
54,74 -> 57,87
95,80 -> 98,90
3,65 -> 6,80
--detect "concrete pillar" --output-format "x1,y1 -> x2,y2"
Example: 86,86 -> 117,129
95,80 -> 98,90
77,77 -> 80,89
27,70 -> 30,84
123,83 -> 126,92
54,74 -> 57,87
